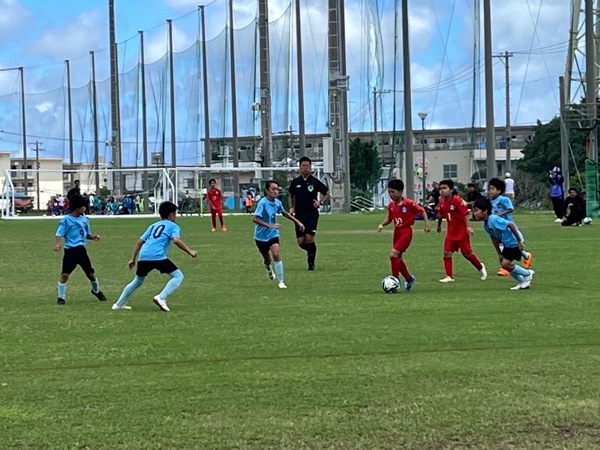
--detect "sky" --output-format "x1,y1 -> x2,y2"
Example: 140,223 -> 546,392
0,0 -> 573,162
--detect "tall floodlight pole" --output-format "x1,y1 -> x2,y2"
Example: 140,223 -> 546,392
108,0 -> 122,195
258,0 -> 273,174
19,67 -> 28,196
295,0 -> 306,158
402,0 -> 414,198
327,0 -> 350,212
483,0 -> 496,179
229,0 -> 240,210
418,111 -> 427,206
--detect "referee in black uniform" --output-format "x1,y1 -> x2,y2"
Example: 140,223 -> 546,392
288,156 -> 330,270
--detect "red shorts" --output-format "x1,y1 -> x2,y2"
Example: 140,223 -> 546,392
392,229 -> 413,253
444,237 -> 473,254
210,205 -> 222,214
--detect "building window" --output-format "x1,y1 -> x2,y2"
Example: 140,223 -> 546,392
443,164 -> 458,179
434,138 -> 448,144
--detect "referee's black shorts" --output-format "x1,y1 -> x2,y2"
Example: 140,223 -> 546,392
294,209 -> 319,237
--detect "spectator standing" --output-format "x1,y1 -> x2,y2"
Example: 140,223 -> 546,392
504,173 -> 515,201
67,179 -> 81,200
549,167 -> 564,222
245,193 -> 254,213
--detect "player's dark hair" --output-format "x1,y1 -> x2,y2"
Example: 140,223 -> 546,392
439,179 -> 454,189
568,187 -> 578,194
299,156 -> 312,165
159,201 -> 177,219
467,183 -> 476,188
473,197 -> 492,214
488,177 -> 505,193
387,179 -> 404,191
74,179 -> 80,184
208,178 -> 216,184
69,194 -> 86,209
264,180 -> 279,193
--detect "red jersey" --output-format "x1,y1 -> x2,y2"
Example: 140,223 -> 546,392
206,187 -> 223,209
387,197 -> 424,233
437,195 -> 469,240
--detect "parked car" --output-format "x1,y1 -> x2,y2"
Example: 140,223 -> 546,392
0,192 -> 34,214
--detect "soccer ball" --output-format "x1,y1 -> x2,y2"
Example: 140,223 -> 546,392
381,275 -> 401,294
583,217 -> 592,225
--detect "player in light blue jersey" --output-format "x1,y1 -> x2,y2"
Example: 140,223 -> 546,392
253,180 -> 305,289
487,177 -> 532,276
112,201 -> 197,312
473,198 -> 534,290
54,194 -> 106,305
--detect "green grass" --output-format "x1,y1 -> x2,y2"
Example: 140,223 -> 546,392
1,212 -> 599,449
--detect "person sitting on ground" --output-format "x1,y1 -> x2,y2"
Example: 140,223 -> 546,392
561,188 -> 586,227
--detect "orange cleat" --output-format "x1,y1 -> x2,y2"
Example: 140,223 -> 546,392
523,252 -> 532,269
211,227 -> 217,232
497,268 -> 510,277
221,225 -> 228,231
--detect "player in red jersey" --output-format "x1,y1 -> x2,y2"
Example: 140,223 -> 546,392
377,179 -> 431,292
205,179 -> 227,232
436,179 -> 487,282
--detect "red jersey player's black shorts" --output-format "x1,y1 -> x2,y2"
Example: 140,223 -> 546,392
62,246 -> 94,275
255,237 -> 280,255
136,259 -> 179,277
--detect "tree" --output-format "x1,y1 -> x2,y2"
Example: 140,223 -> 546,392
349,138 -> 382,197
518,116 -> 587,184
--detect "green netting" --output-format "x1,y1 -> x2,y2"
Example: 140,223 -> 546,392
585,159 -> 599,218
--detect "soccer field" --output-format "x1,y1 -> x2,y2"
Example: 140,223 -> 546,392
1,212 -> 599,449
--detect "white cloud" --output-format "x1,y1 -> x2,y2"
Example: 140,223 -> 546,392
0,0 -> 32,41
27,9 -> 106,61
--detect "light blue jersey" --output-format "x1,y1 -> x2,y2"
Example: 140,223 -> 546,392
491,195 -> 514,221
139,219 -> 181,261
483,215 -> 522,248
254,197 -> 285,242
55,215 -> 91,248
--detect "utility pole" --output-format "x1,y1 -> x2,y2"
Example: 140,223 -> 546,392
483,0 -> 496,180
372,88 -> 391,147
493,51 -> 513,173
108,0 -> 122,195
31,141 -> 44,211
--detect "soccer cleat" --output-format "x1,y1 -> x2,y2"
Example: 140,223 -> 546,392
439,276 -> 455,283
278,282 -> 287,289
153,295 -> 170,312
405,275 -> 416,292
554,218 -> 563,223
523,252 -> 532,269
308,264 -> 316,271
57,298 -> 65,305
510,284 -> 524,290
479,264 -> 488,281
221,225 -> 228,231
211,227 -> 217,232
91,290 -> 107,301
267,270 -> 275,280
497,268 -> 510,277
112,303 -> 132,310
520,270 -> 535,289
